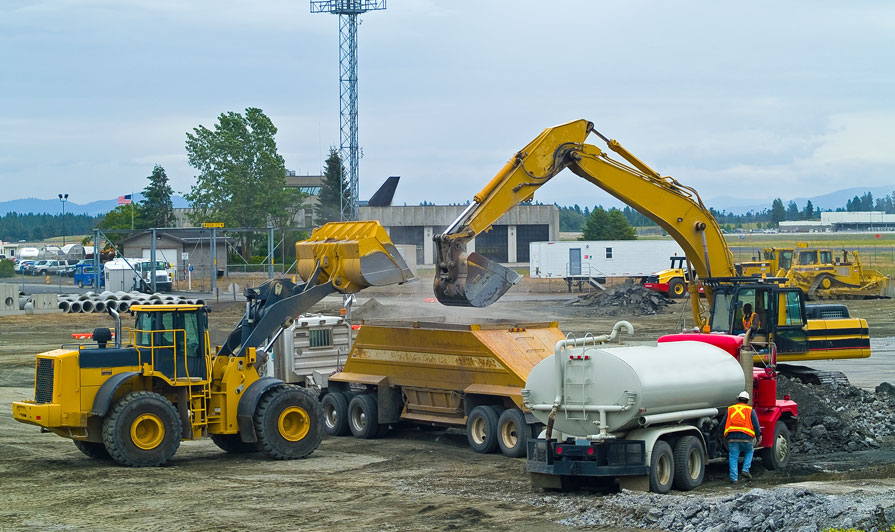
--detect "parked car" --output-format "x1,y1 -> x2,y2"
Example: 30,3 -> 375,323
26,260 -> 49,275
43,260 -> 76,276
63,259 -> 92,277
73,263 -> 104,288
15,260 -> 34,274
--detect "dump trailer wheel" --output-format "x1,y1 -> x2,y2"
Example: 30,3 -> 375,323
254,386 -> 324,459
73,439 -> 110,460
348,394 -> 381,439
321,392 -> 351,436
466,405 -> 499,454
669,278 -> 686,298
672,435 -> 705,491
497,408 -> 529,458
102,391 -> 182,467
761,421 -> 791,470
210,433 -> 261,454
648,440 -> 675,494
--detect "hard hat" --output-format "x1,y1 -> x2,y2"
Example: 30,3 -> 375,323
738,391 -> 750,401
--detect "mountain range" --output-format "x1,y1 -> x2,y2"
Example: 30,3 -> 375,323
0,194 -> 190,216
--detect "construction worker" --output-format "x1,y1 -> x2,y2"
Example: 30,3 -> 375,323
742,303 -> 760,331
719,391 -> 762,484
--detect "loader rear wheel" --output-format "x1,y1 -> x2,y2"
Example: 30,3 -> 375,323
73,439 -> 110,460
210,433 -> 260,454
669,278 -> 686,298
348,394 -> 382,439
761,421 -> 791,470
672,435 -> 705,491
497,408 -> 529,458
322,392 -> 351,436
254,386 -> 323,460
648,440 -> 674,494
466,405 -> 499,454
102,391 -> 181,467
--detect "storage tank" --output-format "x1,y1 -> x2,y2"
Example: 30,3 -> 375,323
523,340 -> 744,437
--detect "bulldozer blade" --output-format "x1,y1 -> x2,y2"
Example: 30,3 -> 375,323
434,251 -> 522,307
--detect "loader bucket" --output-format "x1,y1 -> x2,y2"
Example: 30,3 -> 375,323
296,221 -> 414,293
434,251 -> 522,307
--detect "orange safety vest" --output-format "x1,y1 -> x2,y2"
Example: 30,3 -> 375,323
742,313 -> 756,330
724,404 -> 755,437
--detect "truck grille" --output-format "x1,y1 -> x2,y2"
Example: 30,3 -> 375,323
35,358 -> 54,404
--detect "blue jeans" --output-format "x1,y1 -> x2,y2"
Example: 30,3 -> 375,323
728,440 -> 754,481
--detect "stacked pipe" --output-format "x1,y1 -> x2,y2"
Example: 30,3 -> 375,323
55,291 -> 206,313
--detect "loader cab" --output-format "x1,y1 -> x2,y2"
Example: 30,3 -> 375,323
131,305 -> 210,382
708,284 -> 808,355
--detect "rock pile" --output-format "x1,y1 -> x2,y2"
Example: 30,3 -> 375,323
779,376 -> 895,454
567,279 -> 674,316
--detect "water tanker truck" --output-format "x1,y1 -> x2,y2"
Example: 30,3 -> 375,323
522,331 -> 796,493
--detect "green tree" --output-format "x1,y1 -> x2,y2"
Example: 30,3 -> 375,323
141,165 -> 175,228
581,206 -> 636,240
314,148 -> 350,225
785,201 -> 799,221
801,200 -> 815,220
96,205 -> 146,244
770,198 -> 785,226
184,108 -> 291,259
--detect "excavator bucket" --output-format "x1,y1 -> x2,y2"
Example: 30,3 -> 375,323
295,221 -> 414,293
434,251 -> 522,307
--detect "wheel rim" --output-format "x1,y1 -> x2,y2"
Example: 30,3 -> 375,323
774,432 -> 789,463
130,413 -> 164,450
470,416 -> 487,445
278,406 -> 311,441
351,405 -> 366,432
821,278 -> 831,289
687,448 -> 703,479
500,419 -> 518,449
324,403 -> 339,429
674,283 -> 684,295
657,453 -> 672,486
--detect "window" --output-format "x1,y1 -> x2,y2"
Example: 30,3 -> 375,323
784,291 -> 803,325
710,292 -> 734,332
798,251 -> 816,265
605,247 -> 613,259
819,250 -> 832,264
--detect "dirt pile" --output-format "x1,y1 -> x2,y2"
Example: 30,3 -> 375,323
567,279 -> 675,316
780,376 -> 895,454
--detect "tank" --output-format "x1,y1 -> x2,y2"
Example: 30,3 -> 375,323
523,340 -> 744,436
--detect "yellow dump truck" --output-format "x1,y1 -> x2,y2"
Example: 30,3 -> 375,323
318,320 -> 574,457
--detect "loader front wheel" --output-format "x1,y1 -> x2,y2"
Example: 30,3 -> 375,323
103,391 -> 182,467
73,439 -> 110,460
210,433 -> 261,454
254,386 -> 323,460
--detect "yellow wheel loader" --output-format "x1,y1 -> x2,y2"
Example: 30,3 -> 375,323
11,221 -> 413,467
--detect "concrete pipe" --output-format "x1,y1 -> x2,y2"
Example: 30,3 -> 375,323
59,301 -> 71,312
70,301 -> 83,313
117,301 -> 130,312
118,292 -> 133,301
78,294 -> 91,301
194,299 -> 206,307
81,300 -> 95,313
93,300 -> 106,313
23,300 -> 34,312
19,296 -> 30,310
99,291 -> 115,299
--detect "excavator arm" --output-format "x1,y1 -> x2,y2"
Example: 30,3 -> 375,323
219,221 -> 414,358
434,119 -> 737,327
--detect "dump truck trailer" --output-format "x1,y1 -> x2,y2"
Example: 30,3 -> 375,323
317,320 -> 590,457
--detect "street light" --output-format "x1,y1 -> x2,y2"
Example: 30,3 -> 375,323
58,193 -> 68,246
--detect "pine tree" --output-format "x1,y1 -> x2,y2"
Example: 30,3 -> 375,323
141,164 -> 175,228
314,148 -> 351,225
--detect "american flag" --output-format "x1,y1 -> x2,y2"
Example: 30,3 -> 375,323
117,194 -> 132,205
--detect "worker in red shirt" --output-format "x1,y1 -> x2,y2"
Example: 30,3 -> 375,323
719,391 -> 762,483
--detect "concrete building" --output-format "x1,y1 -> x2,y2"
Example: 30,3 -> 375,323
360,204 -> 559,265
779,211 -> 895,233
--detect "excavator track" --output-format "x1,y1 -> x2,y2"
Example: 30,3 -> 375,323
777,364 -> 850,387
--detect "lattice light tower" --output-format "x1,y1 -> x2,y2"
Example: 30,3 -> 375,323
311,0 -> 386,221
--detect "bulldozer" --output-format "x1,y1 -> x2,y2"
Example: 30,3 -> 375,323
740,243 -> 893,299
11,221 -> 413,467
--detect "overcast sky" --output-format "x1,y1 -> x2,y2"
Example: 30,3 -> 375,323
2,0 -> 894,211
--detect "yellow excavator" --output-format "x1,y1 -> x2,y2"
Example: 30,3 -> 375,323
434,119 -> 870,367
12,221 -> 413,466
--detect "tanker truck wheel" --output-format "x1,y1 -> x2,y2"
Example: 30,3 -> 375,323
322,392 -> 350,436
648,440 -> 674,494
102,391 -> 182,467
254,386 -> 324,459
348,394 -> 382,439
672,435 -> 705,491
761,421 -> 791,470
497,408 -> 529,458
466,405 -> 499,453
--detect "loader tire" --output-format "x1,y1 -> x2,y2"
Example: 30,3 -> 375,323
348,394 -> 382,439
322,392 -> 351,436
497,408 -> 529,458
73,439 -> 110,460
466,405 -> 499,454
669,278 -> 686,298
102,391 -> 182,467
761,421 -> 791,470
254,385 -> 323,460
210,433 -> 261,454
